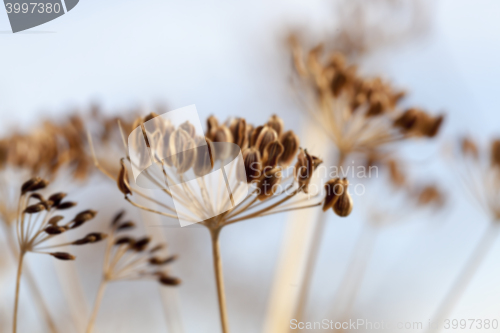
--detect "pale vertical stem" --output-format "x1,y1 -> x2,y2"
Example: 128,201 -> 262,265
1,222 -> 58,333
331,225 -> 378,331
13,252 -> 25,333
210,227 -> 230,333
426,223 -> 500,333
86,280 -> 108,333
294,152 -> 346,325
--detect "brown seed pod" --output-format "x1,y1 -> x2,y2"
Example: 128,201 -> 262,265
230,118 -> 249,149
158,275 -> 181,286
116,221 -> 135,231
388,159 -> 405,188
461,137 -> 479,159
57,201 -> 77,210
254,126 -> 278,156
149,255 -> 178,265
491,139 -> 500,168
48,215 -> 64,226
73,233 -> 108,245
50,252 -> 76,260
111,210 -> 126,226
133,237 -> 151,252
117,159 -> 132,196
212,125 -> 233,144
21,177 -> 42,195
27,178 -> 49,193
279,131 -> 300,166
242,148 -> 262,183
45,226 -> 66,235
394,108 -> 419,132
48,193 -> 67,207
262,141 -> 284,168
257,167 -> 282,200
167,128 -> 197,173
323,178 -> 347,212
206,115 -> 219,141
294,149 -> 322,193
115,236 -> 135,246
179,121 -> 196,137
193,137 -> 214,177
24,203 -> 46,214
250,125 -> 264,147
267,115 -> 284,137
333,191 -> 353,217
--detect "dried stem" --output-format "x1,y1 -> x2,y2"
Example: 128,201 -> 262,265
294,151 -> 346,324
210,227 -> 230,333
86,280 -> 108,333
426,223 -> 500,333
13,251 -> 25,333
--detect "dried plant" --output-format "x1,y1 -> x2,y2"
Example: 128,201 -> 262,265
89,112 -> 349,333
13,177 -> 106,333
424,137 -> 500,331
86,211 -> 179,333
288,41 -> 445,323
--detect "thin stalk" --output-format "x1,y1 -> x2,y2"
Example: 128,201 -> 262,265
13,251 -> 25,333
293,152 -> 346,325
426,223 -> 500,333
209,227 -> 230,333
86,280 -> 108,333
1,222 -> 58,333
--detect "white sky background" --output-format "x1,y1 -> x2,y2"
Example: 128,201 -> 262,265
1,0 -> 500,332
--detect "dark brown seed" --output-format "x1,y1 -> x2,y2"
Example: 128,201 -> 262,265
333,191 -> 353,217
294,149 -> 322,193
28,179 -> 49,192
262,141 -> 284,168
158,275 -> 181,286
193,137 -> 214,177
279,131 -> 300,166
242,148 -> 262,183
111,210 -> 126,226
57,201 -> 77,210
115,237 -> 134,246
21,177 -> 41,195
48,215 -> 64,226
48,193 -> 67,206
257,167 -> 282,200
73,233 -> 107,245
116,221 -> 135,231
133,237 -> 151,252
206,115 -> 219,140
250,125 -> 264,147
323,178 -> 345,212
149,255 -> 178,265
117,159 -> 133,196
230,118 -> 249,149
50,252 -> 76,260
45,226 -> 66,235
254,126 -> 278,156
74,210 -> 97,223
24,203 -> 45,214
267,115 -> 284,137
491,139 -> 500,168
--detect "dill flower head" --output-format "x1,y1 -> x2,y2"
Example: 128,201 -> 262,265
290,42 -> 444,158
113,113 -> 351,232
100,211 -> 180,285
16,177 -> 106,258
456,137 -> 500,220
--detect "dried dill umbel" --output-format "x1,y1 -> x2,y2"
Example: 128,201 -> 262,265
288,39 -> 445,321
86,211 -> 179,333
90,112 -> 350,333
13,177 -> 106,333
424,137 -> 500,332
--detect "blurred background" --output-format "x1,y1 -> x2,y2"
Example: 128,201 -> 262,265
1,0 -> 500,332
